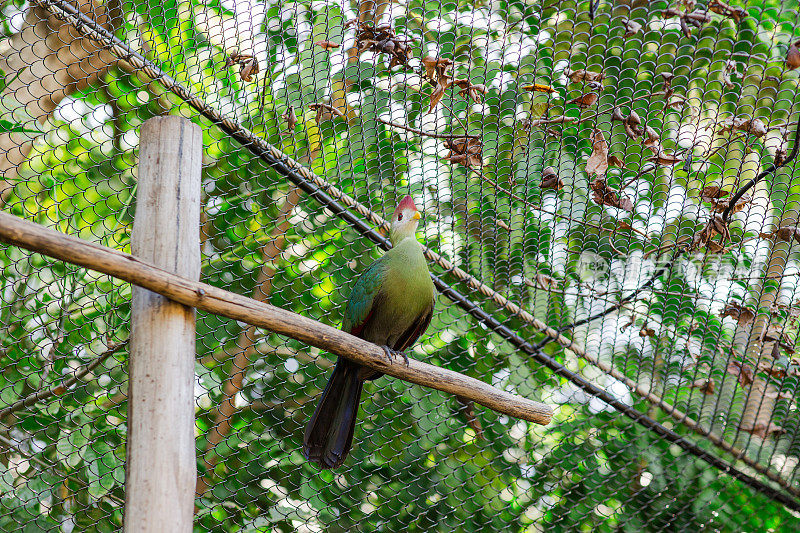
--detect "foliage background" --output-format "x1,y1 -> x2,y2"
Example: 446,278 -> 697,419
0,0 -> 799,531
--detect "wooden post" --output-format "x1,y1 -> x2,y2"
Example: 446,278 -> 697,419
124,116 -> 201,532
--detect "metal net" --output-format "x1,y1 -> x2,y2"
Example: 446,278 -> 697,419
0,0 -> 799,531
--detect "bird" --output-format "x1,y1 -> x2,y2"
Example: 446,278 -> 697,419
303,195 -> 436,469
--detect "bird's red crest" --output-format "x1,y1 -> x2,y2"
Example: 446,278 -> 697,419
394,195 -> 418,217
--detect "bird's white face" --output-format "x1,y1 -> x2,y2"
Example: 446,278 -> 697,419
389,198 -> 421,244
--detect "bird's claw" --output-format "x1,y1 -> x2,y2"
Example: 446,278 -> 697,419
381,346 -> 410,367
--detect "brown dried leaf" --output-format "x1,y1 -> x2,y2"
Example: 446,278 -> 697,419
354,21 -> 413,69
712,194 -> 751,215
421,56 -> 455,112
720,302 -> 755,326
757,345 -> 794,375
494,218 -> 511,231
643,126 -> 661,153
679,17 -> 692,38
708,0 -> 746,22
691,215 -> 730,251
787,40 -> 800,71
470,84 -> 488,99
691,378 -> 715,394
648,150 -> 683,166
453,79 -> 487,102
663,7 -> 710,36
624,18 -> 642,38
760,226 -> 800,244
565,68 -> 604,84
618,221 -> 633,231
726,360 -> 754,387
607,155 -> 625,168
309,102 -> 344,123
641,125 -> 680,166
566,92 -> 598,109
421,56 -> 453,81
590,178 -> 634,211
225,51 -> 261,82
716,116 -> 768,137
700,185 -> 729,201
771,301 -> 800,319
314,40 -> 340,50
429,77 -> 453,112
620,110 -> 644,139
281,106 -> 298,132
639,326 -> 656,338
642,122 -> 683,164
444,137 -> 482,168
540,166 -> 563,190
586,129 -> 609,177
712,215 -> 730,238
224,50 -> 252,68
388,40 -> 413,69
534,273 -> 559,290
239,58 -> 259,81
667,95 -> 688,110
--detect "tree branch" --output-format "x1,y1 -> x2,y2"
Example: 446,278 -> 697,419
723,109 -> 800,222
0,339 -> 128,420
377,117 -> 479,139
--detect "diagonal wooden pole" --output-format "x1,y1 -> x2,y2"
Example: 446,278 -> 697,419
0,210 -> 553,426
124,116 -> 201,532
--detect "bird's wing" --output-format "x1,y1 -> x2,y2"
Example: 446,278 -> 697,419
342,257 -> 388,336
393,304 -> 434,352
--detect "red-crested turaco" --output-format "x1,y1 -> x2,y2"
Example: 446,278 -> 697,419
303,196 -> 436,469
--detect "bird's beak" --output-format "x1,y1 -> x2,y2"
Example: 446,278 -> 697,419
411,211 -> 421,221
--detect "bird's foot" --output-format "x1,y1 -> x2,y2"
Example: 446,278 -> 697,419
381,345 -> 410,366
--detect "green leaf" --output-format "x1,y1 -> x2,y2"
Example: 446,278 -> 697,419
0,119 -> 40,134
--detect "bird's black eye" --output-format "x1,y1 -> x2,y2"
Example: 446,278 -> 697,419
398,213 -> 403,221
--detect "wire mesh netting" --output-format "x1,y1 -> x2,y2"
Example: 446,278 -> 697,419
0,0 -> 799,530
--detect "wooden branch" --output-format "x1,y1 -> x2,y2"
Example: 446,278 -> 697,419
0,340 -> 128,420
0,210 -> 554,425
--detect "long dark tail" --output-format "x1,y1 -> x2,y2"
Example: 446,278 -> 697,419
303,358 -> 364,469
